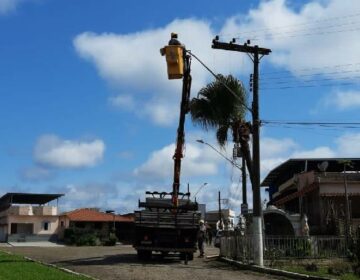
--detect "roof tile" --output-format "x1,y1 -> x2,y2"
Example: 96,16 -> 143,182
61,208 -> 134,222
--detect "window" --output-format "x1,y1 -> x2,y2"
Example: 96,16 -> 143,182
60,221 -> 64,227
43,222 -> 50,231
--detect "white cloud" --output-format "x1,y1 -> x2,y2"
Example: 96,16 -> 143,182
261,137 -> 297,158
19,166 -> 54,182
336,133 -> 360,156
261,157 -> 287,178
34,135 -> 105,169
74,0 -> 360,127
109,94 -> 135,110
74,19 -> 250,126
260,132 -> 360,176
133,143 -> 220,181
221,0 -> 360,77
143,99 -> 180,126
59,183 -> 118,212
291,146 -> 336,158
54,132 -> 360,214
0,0 -> 21,14
323,90 -> 360,111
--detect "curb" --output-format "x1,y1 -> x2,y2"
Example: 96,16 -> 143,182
205,254 -> 219,259
220,257 -> 335,280
1,249 -> 97,280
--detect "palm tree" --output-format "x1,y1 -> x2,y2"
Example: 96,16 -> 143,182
190,74 -> 254,185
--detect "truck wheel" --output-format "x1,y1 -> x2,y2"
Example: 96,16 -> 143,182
143,250 -> 152,260
160,251 -> 169,259
137,250 -> 145,260
180,253 -> 193,261
137,250 -> 152,260
187,253 -> 194,261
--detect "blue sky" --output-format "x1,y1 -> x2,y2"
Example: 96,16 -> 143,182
1,0 -> 360,214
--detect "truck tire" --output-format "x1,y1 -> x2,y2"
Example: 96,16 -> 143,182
187,252 -> 194,261
137,250 -> 152,261
160,251 -> 169,259
180,252 -> 193,261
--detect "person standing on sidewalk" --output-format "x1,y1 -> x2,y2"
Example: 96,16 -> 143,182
198,220 -> 206,257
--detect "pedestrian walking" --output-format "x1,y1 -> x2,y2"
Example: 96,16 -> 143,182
198,220 -> 206,257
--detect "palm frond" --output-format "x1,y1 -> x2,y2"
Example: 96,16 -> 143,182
216,125 -> 230,147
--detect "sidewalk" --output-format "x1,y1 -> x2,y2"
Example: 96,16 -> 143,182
7,241 -> 65,247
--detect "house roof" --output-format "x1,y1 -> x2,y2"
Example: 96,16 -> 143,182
261,158 -> 360,188
60,208 -> 134,222
0,193 -> 63,212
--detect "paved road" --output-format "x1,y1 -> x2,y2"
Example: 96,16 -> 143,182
4,245 -> 281,280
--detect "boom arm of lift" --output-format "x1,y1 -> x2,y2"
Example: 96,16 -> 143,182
172,53 -> 192,207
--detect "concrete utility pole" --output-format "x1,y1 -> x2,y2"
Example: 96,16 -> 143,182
218,191 -> 222,227
339,160 -> 352,244
241,156 -> 248,214
212,37 -> 271,266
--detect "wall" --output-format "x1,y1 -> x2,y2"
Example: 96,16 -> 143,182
7,215 -> 59,235
0,225 -> 7,242
33,206 -> 57,216
57,216 -> 70,239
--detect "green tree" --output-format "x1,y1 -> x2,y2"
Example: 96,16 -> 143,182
190,74 -> 253,184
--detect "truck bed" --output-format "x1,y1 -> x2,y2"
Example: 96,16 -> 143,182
135,210 -> 199,228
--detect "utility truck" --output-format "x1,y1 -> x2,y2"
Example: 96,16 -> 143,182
133,33 -> 200,263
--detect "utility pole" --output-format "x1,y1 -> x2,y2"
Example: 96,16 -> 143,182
212,37 -> 271,266
339,160 -> 352,244
218,191 -> 222,228
241,156 -> 248,214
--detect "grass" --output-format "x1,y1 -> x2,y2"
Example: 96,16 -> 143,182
0,251 -> 90,280
280,265 -> 360,280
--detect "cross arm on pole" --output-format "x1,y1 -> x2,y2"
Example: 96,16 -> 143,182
212,40 -> 271,56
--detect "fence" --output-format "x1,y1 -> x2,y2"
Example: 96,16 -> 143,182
220,234 -> 351,264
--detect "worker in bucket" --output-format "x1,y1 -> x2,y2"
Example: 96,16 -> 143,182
198,220 -> 206,257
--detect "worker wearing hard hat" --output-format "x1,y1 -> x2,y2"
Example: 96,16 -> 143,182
197,220 -> 206,257
168,32 -> 181,46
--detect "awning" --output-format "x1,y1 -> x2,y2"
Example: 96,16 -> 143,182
0,193 -> 63,212
262,158 -> 360,188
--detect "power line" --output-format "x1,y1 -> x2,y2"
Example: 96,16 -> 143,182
261,81 -> 357,90
186,50 -> 253,113
260,75 -> 360,87
248,25 -> 360,41
219,11 -> 360,39
261,68 -> 360,81
262,120 -> 360,129
261,62 -> 360,76
249,19 -> 360,39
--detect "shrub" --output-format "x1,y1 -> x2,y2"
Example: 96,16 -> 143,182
328,261 -> 352,276
64,227 -> 99,246
292,239 -> 311,257
265,247 -> 284,267
305,262 -> 318,272
103,233 -> 118,246
76,233 -> 98,246
353,264 -> 360,276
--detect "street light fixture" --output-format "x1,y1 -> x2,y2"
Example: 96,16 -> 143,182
196,139 -> 242,170
193,182 -> 208,199
197,139 -> 249,215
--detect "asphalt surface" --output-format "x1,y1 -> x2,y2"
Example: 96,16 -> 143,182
3,244 -> 282,280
